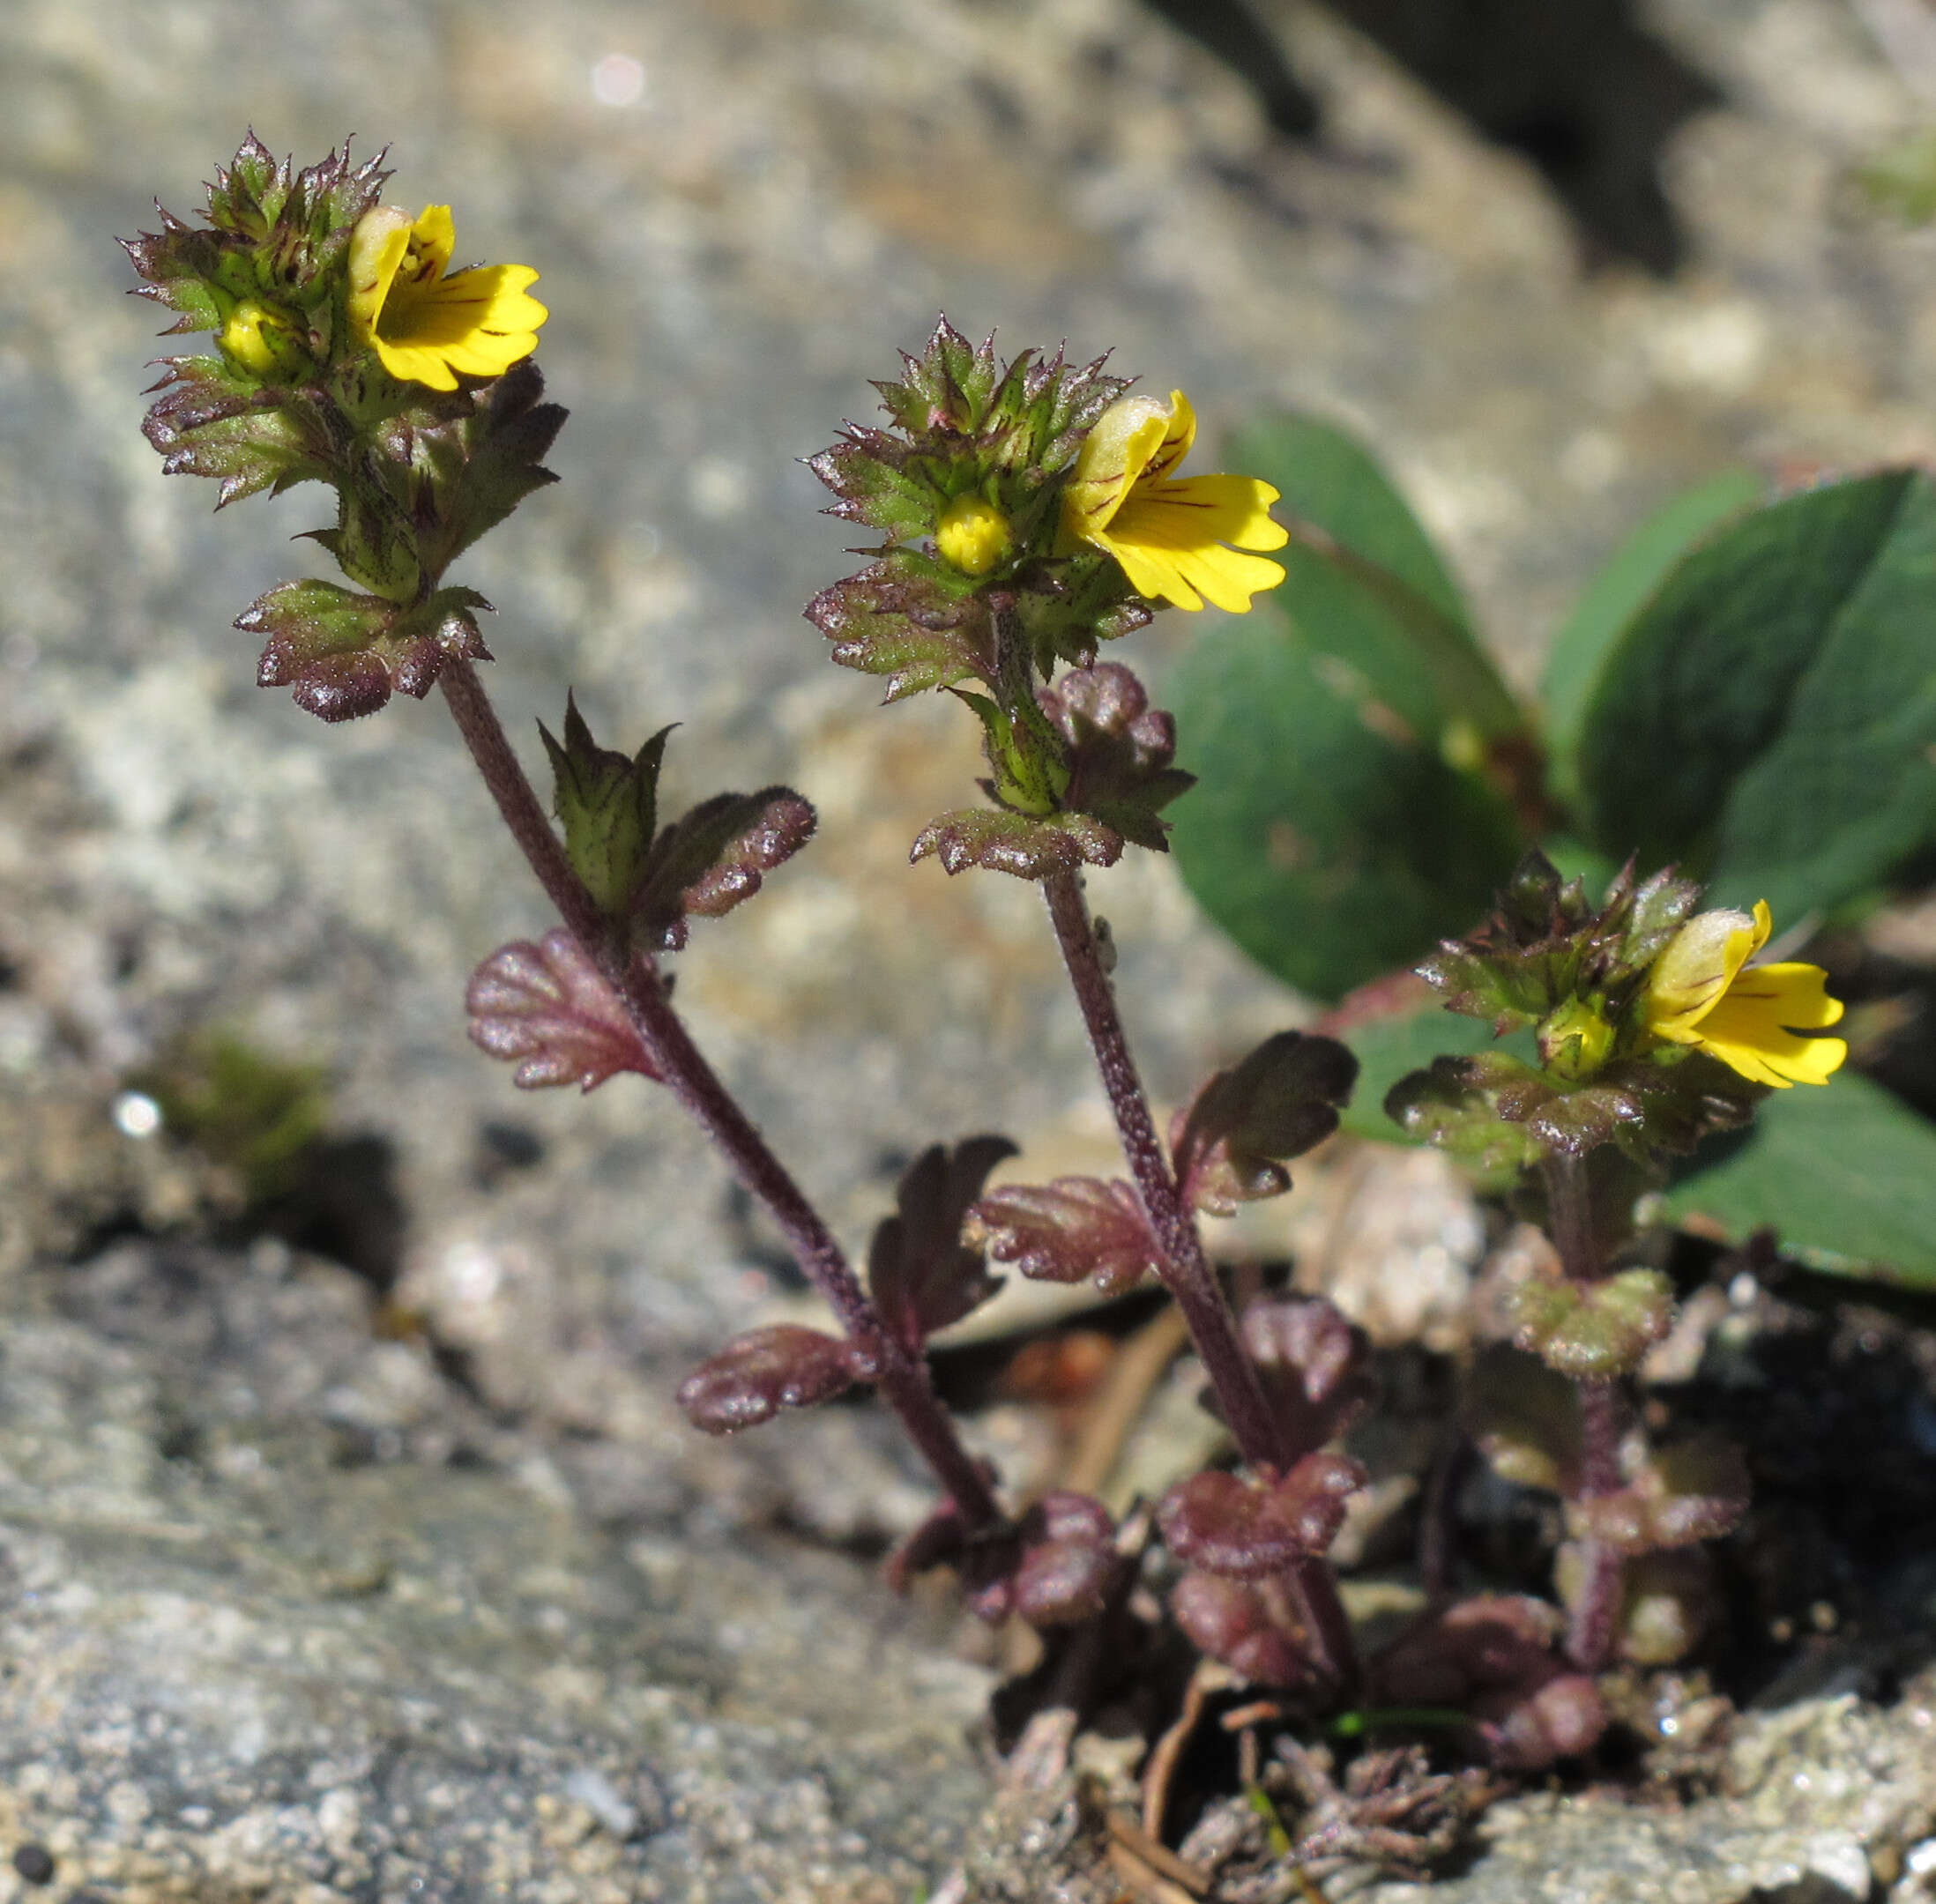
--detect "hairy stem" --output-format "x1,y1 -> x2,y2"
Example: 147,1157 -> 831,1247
1566,1380 -> 1626,1671
439,659 -> 1001,1531
1542,1150 -> 1625,1670
1041,865 -> 1360,1693
1040,871 -> 1277,1457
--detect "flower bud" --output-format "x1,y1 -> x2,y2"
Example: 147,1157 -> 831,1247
219,297 -> 305,378
1538,997 -> 1616,1081
934,495 -> 1012,576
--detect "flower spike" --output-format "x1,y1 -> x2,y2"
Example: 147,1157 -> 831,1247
1060,390 -> 1288,612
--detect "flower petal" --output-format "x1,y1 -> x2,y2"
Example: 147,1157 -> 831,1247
1168,542 -> 1288,614
375,267 -> 547,384
409,205 -> 458,282
1680,958 -> 1846,1086
1645,907 -> 1762,1037
1687,1002 -> 1847,1086
1645,900 -> 1843,1084
1062,395 -> 1176,540
1093,529 -> 1204,611
370,335 -> 461,391
1143,473 -> 1289,552
1142,389 -> 1197,486
1737,961 -> 1845,1030
1096,483 -> 1285,611
346,206 -> 414,338
1063,390 -> 1284,608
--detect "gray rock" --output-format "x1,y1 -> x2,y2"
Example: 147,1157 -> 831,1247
1354,1685 -> 1936,1904
0,1241 -> 992,1902
950,1685 -> 1936,1903
6,0 -> 1936,1891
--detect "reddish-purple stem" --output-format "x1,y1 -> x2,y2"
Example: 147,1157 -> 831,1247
439,659 -> 1001,1531
1543,1149 -> 1625,1670
1567,1380 -> 1625,1671
1040,866 -> 1361,1694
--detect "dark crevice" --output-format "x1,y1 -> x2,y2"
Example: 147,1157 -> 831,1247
1143,0 -> 1323,138
1138,0 -> 1724,272
254,1132 -> 409,1294
473,1118 -> 546,1190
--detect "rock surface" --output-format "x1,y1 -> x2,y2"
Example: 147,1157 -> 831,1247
0,1240 -> 991,1902
5,0 -> 1936,1893
1363,1685 -> 1936,1903
949,1685 -> 1936,1902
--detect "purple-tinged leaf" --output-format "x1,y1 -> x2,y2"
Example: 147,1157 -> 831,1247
905,1490 -> 1116,1626
1391,1041 -> 1762,1172
675,1325 -> 863,1435
1419,851 -> 1704,1030
1170,1031 -> 1358,1216
806,562 -> 994,699
803,435 -> 933,539
413,361 -> 566,574
885,1497 -> 972,1595
676,792 -> 817,919
1483,1671 -> 1608,1770
1157,1453 -> 1366,1580
969,1176 -> 1160,1296
1037,661 -> 1195,852
911,807 -> 1122,880
1566,1436 -> 1749,1553
1240,1298 -> 1375,1461
1506,1265 -> 1674,1380
1598,1547 -> 1719,1667
144,365 -> 331,507
1171,1571 -> 1321,1688
465,930 -> 659,1092
1374,1593 -> 1607,1772
1011,1491 -> 1118,1627
243,580 -> 491,723
867,1136 -> 1018,1349
282,649 -> 397,723
636,787 -> 816,951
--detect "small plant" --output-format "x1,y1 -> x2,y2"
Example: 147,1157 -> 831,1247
1389,853 -> 1827,1675
1167,413 -> 1936,1285
126,137 -> 1891,1865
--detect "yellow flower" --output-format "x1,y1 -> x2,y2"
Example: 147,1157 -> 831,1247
935,495 -> 1011,576
346,205 -> 547,392
1059,390 -> 1288,613
1644,900 -> 1846,1088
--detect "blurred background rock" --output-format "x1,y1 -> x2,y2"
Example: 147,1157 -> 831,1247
5,0 -> 1936,1892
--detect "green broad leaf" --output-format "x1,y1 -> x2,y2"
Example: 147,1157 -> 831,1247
1542,469 -> 1761,812
1576,470 -> 1936,924
1664,1072 -> 1936,1286
1223,412 -> 1523,741
1169,553 -> 1526,1002
1333,1003 -> 1535,1142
